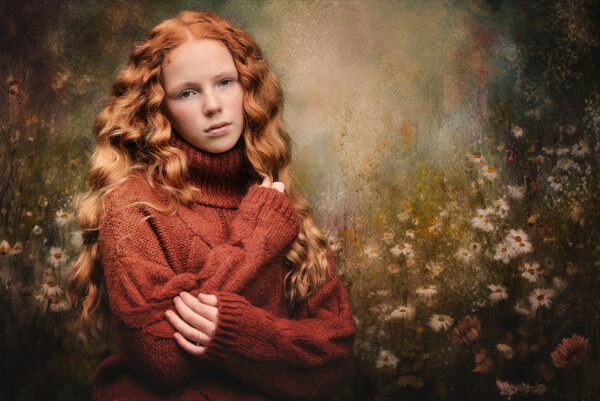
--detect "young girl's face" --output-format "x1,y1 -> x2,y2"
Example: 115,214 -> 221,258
161,39 -> 244,154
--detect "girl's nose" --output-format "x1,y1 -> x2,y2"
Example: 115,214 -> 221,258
202,90 -> 222,115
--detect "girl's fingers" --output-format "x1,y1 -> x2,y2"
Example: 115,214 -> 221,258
259,177 -> 285,193
198,293 -> 218,307
272,181 -> 285,193
260,177 -> 271,187
173,332 -> 205,356
172,295 -> 216,336
165,292 -> 219,356
179,292 -> 218,322
165,309 -> 210,347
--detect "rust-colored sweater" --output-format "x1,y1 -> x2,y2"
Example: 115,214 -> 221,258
92,134 -> 356,401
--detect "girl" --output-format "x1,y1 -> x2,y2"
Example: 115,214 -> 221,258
66,10 -> 356,401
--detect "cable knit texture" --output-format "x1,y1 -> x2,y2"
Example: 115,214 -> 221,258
92,133 -> 356,401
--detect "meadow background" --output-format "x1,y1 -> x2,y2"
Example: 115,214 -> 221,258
1,0 -> 599,400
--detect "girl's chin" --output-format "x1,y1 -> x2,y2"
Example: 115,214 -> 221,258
197,136 -> 239,154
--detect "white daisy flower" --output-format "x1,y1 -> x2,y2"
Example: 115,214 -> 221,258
488,284 -> 508,304
382,232 -> 395,243
520,262 -> 540,282
47,247 -> 68,268
565,125 -> 577,135
38,196 -> 48,208
390,243 -> 414,258
416,285 -> 437,298
528,288 -> 555,311
514,301 -> 533,318
493,241 -> 514,265
496,343 -> 514,359
470,212 -> 496,232
571,203 -> 585,226
481,165 -> 498,181
390,305 -> 415,321
491,198 -> 510,219
55,210 -> 72,227
496,380 -> 518,397
363,246 -> 378,259
41,281 -> 64,299
553,277 -> 568,292
547,174 -> 564,191
32,225 -> 43,235
426,261 -> 444,277
571,140 -> 589,157
397,211 -> 410,222
506,229 -> 533,256
507,185 -> 526,200
466,152 -> 485,163
427,222 -> 441,236
323,232 -> 342,252
542,146 -> 554,155
42,268 -> 55,283
533,155 -> 545,165
49,298 -> 70,312
557,158 -> 577,171
386,263 -> 401,274
428,314 -> 454,332
404,228 -> 416,238
511,125 -> 524,138
0,240 -> 10,255
556,147 -> 570,155
456,247 -> 475,263
376,350 -> 398,369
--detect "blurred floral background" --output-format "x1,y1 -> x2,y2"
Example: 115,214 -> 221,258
1,0 -> 599,400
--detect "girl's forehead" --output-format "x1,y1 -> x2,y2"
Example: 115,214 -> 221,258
161,39 -> 237,85
164,39 -> 231,65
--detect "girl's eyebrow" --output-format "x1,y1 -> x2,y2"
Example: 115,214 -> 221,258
170,69 -> 238,92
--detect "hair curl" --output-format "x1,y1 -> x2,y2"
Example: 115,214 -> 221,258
66,10 -> 331,344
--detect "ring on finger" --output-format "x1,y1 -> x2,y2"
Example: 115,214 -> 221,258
195,331 -> 204,346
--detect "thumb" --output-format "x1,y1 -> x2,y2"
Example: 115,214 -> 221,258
260,177 -> 272,187
272,181 -> 285,193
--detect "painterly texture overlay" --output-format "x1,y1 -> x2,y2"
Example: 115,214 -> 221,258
1,0 -> 599,400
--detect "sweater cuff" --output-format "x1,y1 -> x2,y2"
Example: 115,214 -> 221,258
230,185 -> 301,245
200,292 -> 277,366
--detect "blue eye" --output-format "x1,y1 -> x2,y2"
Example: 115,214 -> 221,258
219,79 -> 234,86
179,90 -> 193,98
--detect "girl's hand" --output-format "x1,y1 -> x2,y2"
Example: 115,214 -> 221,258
260,177 -> 285,193
164,292 -> 218,356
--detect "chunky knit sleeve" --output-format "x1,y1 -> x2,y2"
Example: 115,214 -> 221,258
97,181 -> 300,390
200,249 -> 357,401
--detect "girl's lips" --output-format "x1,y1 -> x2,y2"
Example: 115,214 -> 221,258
205,123 -> 231,136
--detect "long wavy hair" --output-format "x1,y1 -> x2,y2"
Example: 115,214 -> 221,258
66,10 -> 331,343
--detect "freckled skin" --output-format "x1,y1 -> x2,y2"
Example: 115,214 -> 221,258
161,39 -> 244,154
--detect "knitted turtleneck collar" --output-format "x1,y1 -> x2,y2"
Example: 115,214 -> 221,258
168,133 -> 253,208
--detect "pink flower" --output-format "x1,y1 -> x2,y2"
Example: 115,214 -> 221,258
551,334 -> 588,369
473,350 -> 493,373
453,315 -> 481,345
507,149 -> 517,164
